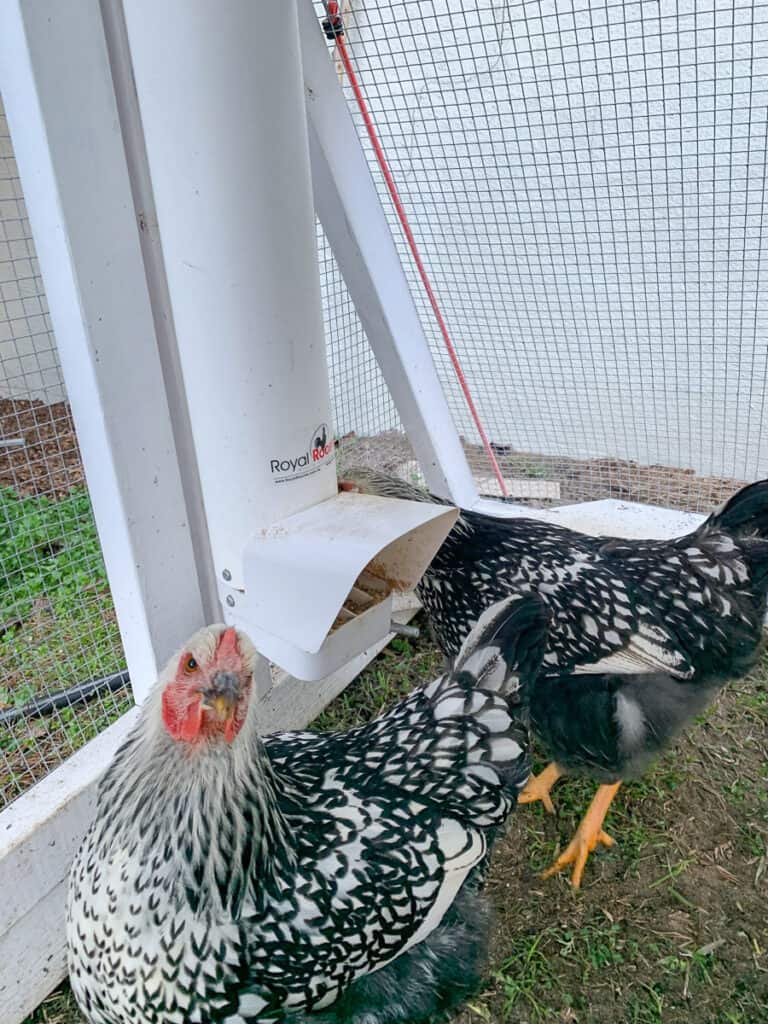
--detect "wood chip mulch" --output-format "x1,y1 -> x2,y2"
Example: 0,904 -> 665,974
0,397 -> 85,498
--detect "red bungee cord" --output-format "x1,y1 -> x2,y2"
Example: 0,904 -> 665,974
321,1 -> 509,497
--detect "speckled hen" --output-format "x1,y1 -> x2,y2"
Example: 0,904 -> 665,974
340,468 -> 768,886
67,594 -> 549,1024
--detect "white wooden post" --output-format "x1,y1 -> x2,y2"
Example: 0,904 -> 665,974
100,0 -> 223,624
298,0 -> 479,508
0,2 -> 209,1018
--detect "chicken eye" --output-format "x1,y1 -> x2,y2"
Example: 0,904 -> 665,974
184,656 -> 198,674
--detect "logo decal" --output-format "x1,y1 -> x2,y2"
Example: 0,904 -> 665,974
269,423 -> 335,483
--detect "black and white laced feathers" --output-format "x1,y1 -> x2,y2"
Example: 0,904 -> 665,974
342,468 -> 768,683
67,594 -> 549,1024
341,469 -> 768,883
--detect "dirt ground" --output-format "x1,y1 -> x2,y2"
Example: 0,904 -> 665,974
0,398 -> 84,499
338,432 -> 749,515
27,623 -> 768,1024
467,679 -> 768,1024
0,407 -> 748,512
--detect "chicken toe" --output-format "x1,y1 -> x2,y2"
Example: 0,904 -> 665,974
518,761 -> 564,814
540,781 -> 622,888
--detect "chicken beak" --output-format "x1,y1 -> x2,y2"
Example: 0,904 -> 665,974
209,694 -> 235,721
200,670 -> 241,722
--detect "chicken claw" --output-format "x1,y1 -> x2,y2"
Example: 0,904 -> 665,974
540,781 -> 622,888
518,761 -> 563,814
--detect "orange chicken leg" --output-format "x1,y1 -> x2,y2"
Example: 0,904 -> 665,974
518,762 -> 563,814
541,781 -> 622,889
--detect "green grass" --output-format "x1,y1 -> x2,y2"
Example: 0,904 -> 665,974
312,634 -> 444,733
0,485 -> 123,693
0,486 -> 127,805
0,486 -> 104,614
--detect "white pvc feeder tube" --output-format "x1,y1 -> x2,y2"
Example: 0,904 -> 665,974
122,0 -> 337,593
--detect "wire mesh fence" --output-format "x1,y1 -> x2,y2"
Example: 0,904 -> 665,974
0,95 -> 129,810
320,0 -> 768,512
318,222 -> 406,453
313,3 -> 420,483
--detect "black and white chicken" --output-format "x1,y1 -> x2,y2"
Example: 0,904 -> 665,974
340,468 -> 768,886
67,594 -> 549,1024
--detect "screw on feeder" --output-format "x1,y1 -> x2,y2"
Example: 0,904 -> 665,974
222,569 -> 232,581
226,595 -> 235,607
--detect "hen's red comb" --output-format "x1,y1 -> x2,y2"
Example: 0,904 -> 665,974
217,626 -> 239,658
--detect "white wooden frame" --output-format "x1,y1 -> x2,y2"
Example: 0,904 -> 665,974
0,1 -> 208,693
99,0 -> 222,624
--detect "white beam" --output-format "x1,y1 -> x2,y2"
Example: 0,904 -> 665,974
100,0 -> 222,624
541,498 -> 706,539
0,710 -> 139,1023
298,0 -> 478,508
470,495 -> 706,538
0,0 -> 207,703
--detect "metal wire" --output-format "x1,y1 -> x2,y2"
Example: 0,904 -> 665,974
318,0 -> 768,511
316,220 -> 417,475
324,0 -> 510,495
5,4 -> 768,804
0,95 -> 129,810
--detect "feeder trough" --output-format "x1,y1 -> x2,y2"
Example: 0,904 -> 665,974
225,490 -> 457,680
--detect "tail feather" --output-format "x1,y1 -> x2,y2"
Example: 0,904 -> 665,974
451,593 -> 550,695
706,479 -> 768,539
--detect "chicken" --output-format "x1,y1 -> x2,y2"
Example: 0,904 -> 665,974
67,594 -> 549,1024
340,468 -> 768,886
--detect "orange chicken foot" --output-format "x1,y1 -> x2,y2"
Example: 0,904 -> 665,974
518,762 -> 564,815
541,781 -> 622,889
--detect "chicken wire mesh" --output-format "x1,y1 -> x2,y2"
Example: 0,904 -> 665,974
318,222 -> 409,469
0,95 -> 129,810
320,0 -> 768,512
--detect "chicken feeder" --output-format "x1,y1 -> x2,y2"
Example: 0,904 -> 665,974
224,491 -> 457,680
118,0 -> 458,680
